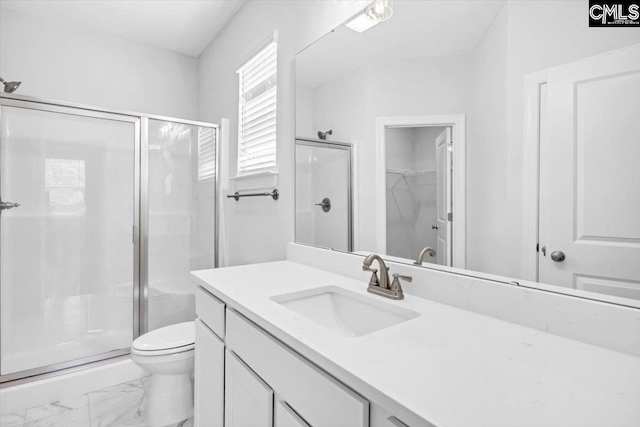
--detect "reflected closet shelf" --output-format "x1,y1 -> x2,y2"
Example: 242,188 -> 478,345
385,168 -> 436,176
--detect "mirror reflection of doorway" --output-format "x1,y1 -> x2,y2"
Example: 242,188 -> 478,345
295,139 -> 352,252
385,126 -> 452,265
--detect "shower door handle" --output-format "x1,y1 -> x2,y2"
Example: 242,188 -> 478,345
431,224 -> 438,230
315,197 -> 331,213
0,200 -> 20,211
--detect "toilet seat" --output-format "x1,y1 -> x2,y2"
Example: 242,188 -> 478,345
132,321 -> 195,356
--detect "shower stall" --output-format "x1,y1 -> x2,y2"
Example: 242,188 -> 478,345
295,138 -> 352,252
0,94 -> 219,384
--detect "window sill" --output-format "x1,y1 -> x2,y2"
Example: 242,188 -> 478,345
229,170 -> 279,191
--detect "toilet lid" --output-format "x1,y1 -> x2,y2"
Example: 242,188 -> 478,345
132,321 -> 195,353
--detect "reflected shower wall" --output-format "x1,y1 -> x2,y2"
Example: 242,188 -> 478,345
147,120 -> 216,332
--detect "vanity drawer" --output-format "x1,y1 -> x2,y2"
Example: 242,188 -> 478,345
226,309 -> 369,427
196,286 -> 225,339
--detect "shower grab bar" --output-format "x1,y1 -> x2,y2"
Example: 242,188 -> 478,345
227,189 -> 279,201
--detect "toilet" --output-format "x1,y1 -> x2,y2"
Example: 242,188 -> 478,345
131,321 -> 195,427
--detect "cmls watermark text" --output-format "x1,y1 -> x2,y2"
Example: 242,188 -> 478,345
589,1 -> 640,26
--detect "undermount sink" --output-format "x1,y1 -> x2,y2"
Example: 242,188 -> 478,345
271,286 -> 420,337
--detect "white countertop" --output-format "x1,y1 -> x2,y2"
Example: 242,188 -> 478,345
192,261 -> 640,427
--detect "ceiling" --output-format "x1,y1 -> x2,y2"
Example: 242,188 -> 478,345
0,0 -> 245,57
297,1 -> 505,88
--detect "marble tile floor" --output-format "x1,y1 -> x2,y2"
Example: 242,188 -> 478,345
0,376 -> 193,427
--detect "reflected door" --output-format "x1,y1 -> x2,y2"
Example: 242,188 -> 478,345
295,140 -> 351,252
539,46 -> 640,299
435,128 -> 452,266
0,102 -> 138,378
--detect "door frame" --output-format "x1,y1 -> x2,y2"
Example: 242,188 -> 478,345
522,70 -> 549,282
374,115 -> 466,268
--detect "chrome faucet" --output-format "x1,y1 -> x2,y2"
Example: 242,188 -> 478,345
414,247 -> 436,265
362,254 -> 411,300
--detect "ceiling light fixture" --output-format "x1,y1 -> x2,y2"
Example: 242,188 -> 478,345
366,0 -> 394,22
345,12 -> 380,33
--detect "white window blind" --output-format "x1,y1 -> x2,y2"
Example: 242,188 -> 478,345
237,41 -> 277,174
197,127 -> 216,181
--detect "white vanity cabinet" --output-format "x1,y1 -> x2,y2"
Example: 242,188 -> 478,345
274,400 -> 310,427
225,349 -> 274,427
195,289 -> 226,427
195,285 -> 415,427
194,319 -> 224,427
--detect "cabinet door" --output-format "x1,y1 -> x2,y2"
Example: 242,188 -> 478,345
195,319 -> 224,427
275,400 -> 309,427
225,349 -> 274,427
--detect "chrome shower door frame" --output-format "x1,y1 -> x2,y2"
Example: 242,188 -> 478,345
0,97 -> 141,384
0,93 -> 220,385
294,138 -> 353,252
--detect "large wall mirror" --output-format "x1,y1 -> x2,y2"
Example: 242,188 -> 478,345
294,0 -> 640,304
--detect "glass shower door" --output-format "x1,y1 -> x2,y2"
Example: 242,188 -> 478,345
295,139 -> 352,251
0,101 -> 139,380
146,119 -> 216,332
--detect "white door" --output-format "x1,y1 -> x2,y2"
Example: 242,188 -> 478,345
225,349 -> 274,427
194,319 -> 224,427
435,128 -> 452,266
539,45 -> 640,299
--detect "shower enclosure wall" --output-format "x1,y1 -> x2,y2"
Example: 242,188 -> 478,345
295,138 -> 352,252
0,94 -> 219,384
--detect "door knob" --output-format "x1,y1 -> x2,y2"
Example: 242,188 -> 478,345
550,251 -> 565,262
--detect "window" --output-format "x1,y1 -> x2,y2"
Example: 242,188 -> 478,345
237,41 -> 277,174
197,127 -> 216,181
44,158 -> 86,216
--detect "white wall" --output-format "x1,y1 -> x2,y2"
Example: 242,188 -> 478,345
295,84 -> 315,138
0,7 -> 198,119
467,4 -> 509,276
197,0 -> 369,266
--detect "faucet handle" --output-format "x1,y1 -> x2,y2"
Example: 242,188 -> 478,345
390,273 -> 412,292
363,266 -> 380,287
